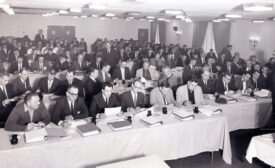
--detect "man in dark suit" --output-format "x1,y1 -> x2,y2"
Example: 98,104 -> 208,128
214,73 -> 235,94
12,68 -> 32,97
34,29 -> 44,43
250,70 -> 265,91
112,59 -> 131,80
196,51 -> 207,66
36,69 -> 60,95
58,69 -> 85,97
102,42 -> 119,69
32,55 -> 50,72
0,73 -> 19,127
243,59 -> 254,75
5,93 -> 51,132
259,66 -> 271,90
197,71 -> 215,94
8,56 -> 28,74
182,58 -> 197,85
234,72 -> 253,93
222,44 -> 233,61
89,56 -> 103,70
51,85 -> 89,126
72,53 -> 88,71
84,67 -> 101,107
206,49 -> 217,60
89,82 -> 120,117
232,56 -> 243,75
121,80 -> 145,112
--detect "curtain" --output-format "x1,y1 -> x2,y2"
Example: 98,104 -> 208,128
192,21 -> 208,48
213,22 -> 231,54
202,22 -> 216,54
150,21 -> 166,43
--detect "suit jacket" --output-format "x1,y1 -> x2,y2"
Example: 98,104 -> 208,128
89,93 -> 120,117
135,68 -> 158,80
176,85 -> 205,105
58,78 -> 84,97
72,60 -> 88,71
36,77 -> 60,94
84,77 -> 102,107
121,90 -> 145,112
182,64 -> 196,84
8,61 -> 28,74
231,63 -> 243,75
0,84 -> 16,121
197,78 -> 215,94
164,58 -> 177,68
214,78 -> 235,94
206,52 -> 217,60
5,102 -> 50,131
158,73 -> 179,90
52,96 -> 89,124
102,49 -> 119,67
12,77 -> 32,97
35,34 -> 44,42
32,61 -> 50,72
89,61 -> 103,70
112,67 -> 131,80
196,57 -> 207,66
150,87 -> 175,106
251,76 -> 267,90
234,77 -> 253,91
258,73 -> 270,90
150,58 -> 164,70
98,71 -> 112,83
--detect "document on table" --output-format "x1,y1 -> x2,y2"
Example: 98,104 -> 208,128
105,107 -> 122,117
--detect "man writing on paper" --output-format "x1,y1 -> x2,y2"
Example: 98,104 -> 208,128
52,85 -> 89,127
89,82 -> 120,118
5,93 -> 51,131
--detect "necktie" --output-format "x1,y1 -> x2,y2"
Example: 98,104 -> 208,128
48,80 -> 52,91
1,86 -> 7,99
79,62 -> 82,68
133,92 -> 137,107
70,102 -> 74,114
97,63 -> 100,69
40,63 -> 43,71
18,63 -> 22,71
105,98 -> 108,107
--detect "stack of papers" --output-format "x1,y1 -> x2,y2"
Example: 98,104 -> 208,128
105,107 -> 122,117
238,95 -> 256,102
199,105 -> 222,117
172,109 -> 194,121
76,123 -> 101,136
24,128 -> 48,143
69,119 -> 88,129
254,89 -> 270,98
45,127 -> 67,138
108,120 -> 132,131
220,95 -> 238,104
140,116 -> 163,127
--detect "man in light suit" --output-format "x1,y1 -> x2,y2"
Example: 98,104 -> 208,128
176,78 -> 205,105
112,59 -> 131,80
5,93 -> 51,132
52,85 -> 89,126
150,81 -> 176,106
36,69 -> 60,95
135,60 -> 158,80
12,68 -> 32,97
89,82 -> 120,117
98,63 -> 112,83
121,80 -> 145,112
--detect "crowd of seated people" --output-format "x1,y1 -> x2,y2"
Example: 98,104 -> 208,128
0,30 -> 274,131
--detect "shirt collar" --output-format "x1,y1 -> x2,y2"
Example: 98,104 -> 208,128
24,103 -> 31,113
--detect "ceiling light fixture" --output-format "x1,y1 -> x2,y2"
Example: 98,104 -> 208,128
126,16 -> 135,19
59,10 -> 68,14
252,20 -> 264,23
164,19 -> 171,22
146,16 -> 155,19
105,13 -> 115,17
213,19 -> 221,23
70,8 -> 82,13
91,14 -> 99,18
127,12 -> 141,16
164,10 -> 183,15
81,15 -> 87,18
225,14 -> 242,18
218,18 -> 230,21
243,3 -> 273,12
157,18 -> 165,21
175,15 -> 185,19
73,16 -> 79,19
89,4 -> 107,10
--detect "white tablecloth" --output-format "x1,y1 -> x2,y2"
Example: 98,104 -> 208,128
246,133 -> 275,167
0,113 -> 231,168
206,97 -> 272,132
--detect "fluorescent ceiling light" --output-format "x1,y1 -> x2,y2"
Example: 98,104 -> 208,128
126,16 -> 134,19
105,13 -> 115,17
148,19 -> 154,22
127,12 -> 140,16
243,3 -> 273,12
225,14 -> 242,18
89,4 -> 107,10
157,18 -> 165,21
139,18 -> 145,21
164,10 -> 183,15
213,19 -> 221,23
219,18 -> 230,21
81,15 -> 87,18
185,18 -> 192,22
59,10 -> 68,14
91,14 -> 99,18
70,8 -> 81,13
100,17 -> 106,20
252,20 -> 264,23
176,15 -> 185,19
146,16 -> 155,19
165,19 -> 171,22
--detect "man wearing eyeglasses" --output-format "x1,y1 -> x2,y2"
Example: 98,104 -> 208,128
51,85 -> 88,126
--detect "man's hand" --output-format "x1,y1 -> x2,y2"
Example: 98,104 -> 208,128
26,123 -> 34,131
3,99 -> 11,105
37,121 -> 45,127
65,115 -> 74,120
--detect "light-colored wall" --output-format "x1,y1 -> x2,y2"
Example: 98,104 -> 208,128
165,20 -> 193,46
230,20 -> 275,63
0,13 -> 151,49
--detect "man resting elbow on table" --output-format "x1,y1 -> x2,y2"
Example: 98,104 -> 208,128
51,85 -> 89,128
176,78 -> 205,106
5,93 -> 51,132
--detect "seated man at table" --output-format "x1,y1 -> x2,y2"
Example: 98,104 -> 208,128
58,69 -> 84,97
72,53 -> 88,72
150,81 -> 176,106
176,78 -> 205,105
234,72 -> 253,94
214,73 -> 235,95
197,70 -> 215,94
5,93 -> 51,131
12,68 -> 32,97
84,67 -> 101,107
89,82 -> 120,118
98,63 -> 112,83
8,56 -> 28,74
112,59 -> 131,80
158,66 -> 178,91
36,69 -> 61,95
121,79 -> 145,112
32,55 -> 50,72
136,60 -> 156,80
0,73 -> 19,127
52,85 -> 89,126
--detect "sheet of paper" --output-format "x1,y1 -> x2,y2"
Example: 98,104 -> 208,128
105,107 -> 122,117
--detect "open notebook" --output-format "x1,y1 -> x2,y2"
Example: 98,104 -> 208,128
24,127 -> 67,143
199,105 -> 222,117
172,109 -> 194,121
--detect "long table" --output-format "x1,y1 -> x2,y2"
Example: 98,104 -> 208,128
0,112 -> 232,167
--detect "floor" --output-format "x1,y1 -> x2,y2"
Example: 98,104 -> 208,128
166,128 -> 275,168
